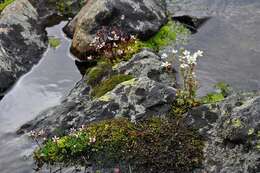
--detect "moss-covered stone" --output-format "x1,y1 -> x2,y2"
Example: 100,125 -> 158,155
34,118 -> 204,172
143,20 -> 190,51
91,74 -> 134,98
85,61 -> 112,87
0,0 -> 14,12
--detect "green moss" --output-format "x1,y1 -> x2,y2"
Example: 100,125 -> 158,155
91,74 -> 134,98
0,0 -> 15,12
34,118 -> 204,172
143,20 -> 190,51
86,61 -> 112,87
200,82 -> 231,104
48,37 -> 61,48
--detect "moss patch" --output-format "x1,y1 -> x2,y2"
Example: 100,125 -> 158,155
143,20 -> 190,51
0,0 -> 15,12
91,74 -> 134,98
48,37 -> 61,48
200,82 -> 231,104
85,61 -> 112,87
34,118 -> 204,172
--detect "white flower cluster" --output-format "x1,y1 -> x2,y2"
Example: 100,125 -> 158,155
180,50 -> 203,68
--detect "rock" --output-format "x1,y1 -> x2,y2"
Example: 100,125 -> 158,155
18,50 -> 177,134
65,0 -> 167,57
29,0 -> 86,26
0,0 -> 47,98
185,92 -> 260,173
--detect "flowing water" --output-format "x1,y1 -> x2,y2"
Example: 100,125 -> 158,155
0,21 -> 81,173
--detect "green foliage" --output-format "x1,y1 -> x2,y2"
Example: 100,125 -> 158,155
200,82 -> 231,104
0,0 -> 15,12
34,118 -> 204,172
171,90 -> 200,117
91,74 -> 134,98
48,37 -> 61,48
86,61 -> 112,87
143,21 -> 190,51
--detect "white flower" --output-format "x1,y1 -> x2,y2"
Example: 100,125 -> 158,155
89,137 -> 96,143
161,61 -> 172,69
121,15 -> 125,20
172,48 -> 178,54
52,136 -> 60,142
117,49 -> 124,55
87,56 -> 93,60
195,50 -> 204,57
180,63 -> 188,69
161,53 -> 168,59
130,35 -> 136,40
183,50 -> 191,57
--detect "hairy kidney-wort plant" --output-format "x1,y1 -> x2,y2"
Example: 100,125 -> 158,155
84,26 -> 142,63
161,48 -> 204,116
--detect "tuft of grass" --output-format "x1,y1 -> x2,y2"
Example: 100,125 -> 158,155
0,0 -> 15,12
48,37 -> 61,48
34,118 -> 204,172
91,74 -> 134,98
143,20 -> 190,51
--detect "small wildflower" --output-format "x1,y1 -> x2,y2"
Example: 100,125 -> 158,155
172,48 -> 178,54
52,136 -> 60,143
161,53 -> 168,59
87,56 -> 93,60
161,61 -> 172,69
120,15 -> 125,20
89,136 -> 96,143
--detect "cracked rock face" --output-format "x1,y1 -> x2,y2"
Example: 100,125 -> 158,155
0,0 -> 47,98
186,92 -> 260,173
18,50 -> 177,135
64,0 -> 167,56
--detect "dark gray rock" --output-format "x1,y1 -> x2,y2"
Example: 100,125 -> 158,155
0,0 -> 47,98
186,92 -> 260,173
29,0 -> 86,27
66,0 -> 167,56
18,50 -> 177,134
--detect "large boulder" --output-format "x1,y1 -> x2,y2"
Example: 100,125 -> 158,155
29,0 -> 86,26
65,0 -> 167,56
185,92 -> 260,173
18,50 -> 177,134
0,0 -> 47,98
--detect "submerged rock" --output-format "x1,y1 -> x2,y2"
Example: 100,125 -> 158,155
18,49 -> 177,134
65,0 -> 167,57
186,92 -> 260,173
0,0 -> 47,98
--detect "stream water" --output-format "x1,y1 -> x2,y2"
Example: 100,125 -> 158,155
0,21 -> 81,173
169,0 -> 260,95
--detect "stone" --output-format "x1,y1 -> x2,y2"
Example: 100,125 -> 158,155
18,50 -> 177,134
64,0 -> 167,57
0,0 -> 47,98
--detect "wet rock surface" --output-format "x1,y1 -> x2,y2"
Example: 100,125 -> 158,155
0,0 -> 47,98
186,92 -> 260,173
66,0 -> 167,56
18,50 -> 177,134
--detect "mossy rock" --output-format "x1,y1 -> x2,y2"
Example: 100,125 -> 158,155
91,74 -> 134,98
143,20 -> 190,51
34,118 -> 204,172
85,61 -> 112,87
0,0 -> 15,12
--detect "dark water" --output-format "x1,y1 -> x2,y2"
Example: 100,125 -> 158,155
0,22 -> 81,173
169,0 -> 260,95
